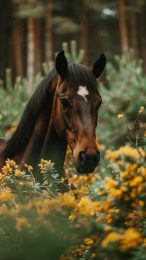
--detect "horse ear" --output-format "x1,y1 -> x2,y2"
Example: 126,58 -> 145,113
55,51 -> 68,79
92,54 -> 106,79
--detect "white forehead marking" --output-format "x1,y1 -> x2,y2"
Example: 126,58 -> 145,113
77,85 -> 89,102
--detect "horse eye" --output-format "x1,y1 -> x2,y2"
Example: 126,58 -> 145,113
60,98 -> 71,109
95,100 -> 102,112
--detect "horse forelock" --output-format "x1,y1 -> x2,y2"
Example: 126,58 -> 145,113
65,63 -> 97,91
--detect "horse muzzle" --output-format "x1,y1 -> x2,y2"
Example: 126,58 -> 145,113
76,150 -> 100,174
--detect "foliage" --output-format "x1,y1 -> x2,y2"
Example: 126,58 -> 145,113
98,50 -> 146,148
42,40 -> 85,75
0,70 -> 27,137
61,40 -> 85,63
0,144 -> 146,259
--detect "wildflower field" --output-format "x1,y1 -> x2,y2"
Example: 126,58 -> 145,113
0,145 -> 146,259
0,52 -> 146,259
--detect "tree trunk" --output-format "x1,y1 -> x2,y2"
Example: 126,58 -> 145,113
12,17 -> 24,77
130,12 -> 138,56
118,0 -> 129,52
34,18 -> 41,73
80,3 -> 89,65
0,0 -> 12,79
27,17 -> 35,95
45,0 -> 53,61
139,10 -> 146,72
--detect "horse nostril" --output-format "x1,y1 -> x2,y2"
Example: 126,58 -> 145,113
88,152 -> 100,166
78,151 -> 86,165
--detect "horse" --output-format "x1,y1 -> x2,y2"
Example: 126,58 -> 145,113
0,51 -> 106,180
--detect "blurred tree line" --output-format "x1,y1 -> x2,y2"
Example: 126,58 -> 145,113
0,0 -> 146,80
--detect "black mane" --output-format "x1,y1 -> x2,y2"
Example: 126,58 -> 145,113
3,69 -> 56,159
2,63 -> 97,159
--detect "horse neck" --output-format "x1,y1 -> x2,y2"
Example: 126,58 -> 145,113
19,109 -> 51,166
19,77 -> 58,171
41,116 -> 67,176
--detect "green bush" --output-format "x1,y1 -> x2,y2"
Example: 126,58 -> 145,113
0,70 -> 27,137
98,50 -> 146,148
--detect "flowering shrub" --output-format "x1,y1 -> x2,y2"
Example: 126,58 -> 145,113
0,145 -> 146,259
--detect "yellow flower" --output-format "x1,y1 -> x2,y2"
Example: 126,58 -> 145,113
101,201 -> 111,211
130,188 -> 138,199
104,225 -> 113,232
117,113 -> 124,119
120,185 -> 128,192
2,165 -> 13,175
84,238 -> 94,246
121,170 -> 129,179
33,199 -> 51,217
104,177 -> 117,189
139,201 -> 144,207
60,193 -> 76,209
138,166 -> 146,178
73,186 -> 89,196
15,169 -> 24,178
5,159 -> 17,168
77,197 -> 99,216
16,217 -> 31,231
139,106 -> 144,113
1,159 -> 18,175
0,173 -> 5,184
38,159 -> 55,174
0,190 -> 13,201
69,174 -> 95,187
129,176 -> 143,187
105,146 -> 141,162
110,188 -> 122,199
120,228 -> 143,250
96,216 -> 104,222
101,232 -> 123,248
106,213 -> 113,224
69,197 -> 100,220
24,163 -> 33,172
38,159 -> 49,173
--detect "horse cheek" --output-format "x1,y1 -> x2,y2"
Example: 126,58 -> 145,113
64,111 -> 72,130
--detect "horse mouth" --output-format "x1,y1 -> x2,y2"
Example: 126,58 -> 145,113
76,164 -> 96,174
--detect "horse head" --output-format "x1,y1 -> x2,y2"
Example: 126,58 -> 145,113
52,51 -> 106,174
